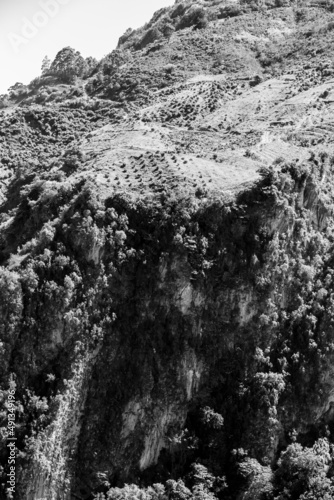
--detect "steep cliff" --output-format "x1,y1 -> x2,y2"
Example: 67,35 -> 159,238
2,1 -> 334,499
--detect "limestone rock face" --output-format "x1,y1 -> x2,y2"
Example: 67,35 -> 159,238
14,160 -> 334,498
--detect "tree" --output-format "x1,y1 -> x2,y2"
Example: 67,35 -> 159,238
0,94 -> 9,109
41,56 -> 51,75
7,82 -> 28,98
49,47 -> 85,83
274,438 -> 334,499
165,479 -> 192,500
190,464 -> 225,500
83,56 -> 98,77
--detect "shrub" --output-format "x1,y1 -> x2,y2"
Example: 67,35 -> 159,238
200,407 -> 224,430
295,8 -> 308,22
177,6 -> 208,30
137,27 -> 163,49
219,5 -> 242,18
106,483 -> 166,500
29,77 -> 42,90
62,147 -> 86,172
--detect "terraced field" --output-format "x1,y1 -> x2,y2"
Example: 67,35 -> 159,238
77,122 -> 260,200
68,72 -> 334,202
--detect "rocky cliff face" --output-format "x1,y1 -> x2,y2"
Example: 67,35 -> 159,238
7,160 -> 334,499
2,1 -> 334,499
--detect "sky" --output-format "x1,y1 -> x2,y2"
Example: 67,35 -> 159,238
0,0 -> 174,95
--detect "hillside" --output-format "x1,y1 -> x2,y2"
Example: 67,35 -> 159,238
2,1 -> 334,499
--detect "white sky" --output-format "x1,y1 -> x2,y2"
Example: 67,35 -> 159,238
0,0 -> 174,95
